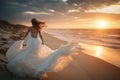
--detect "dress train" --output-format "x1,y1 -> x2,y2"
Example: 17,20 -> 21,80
6,34 -> 74,78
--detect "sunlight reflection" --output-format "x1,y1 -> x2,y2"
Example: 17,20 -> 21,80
53,56 -> 71,71
96,46 -> 102,57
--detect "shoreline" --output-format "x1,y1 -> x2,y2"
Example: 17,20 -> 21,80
44,31 -> 120,68
43,32 -> 68,50
43,32 -> 120,80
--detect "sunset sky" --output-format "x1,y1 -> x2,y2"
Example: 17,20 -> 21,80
0,0 -> 120,29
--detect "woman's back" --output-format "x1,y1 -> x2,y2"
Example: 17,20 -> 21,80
30,27 -> 39,38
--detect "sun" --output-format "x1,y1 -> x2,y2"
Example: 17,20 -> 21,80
96,20 -> 108,29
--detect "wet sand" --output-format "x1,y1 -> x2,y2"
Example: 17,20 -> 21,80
47,53 -> 120,80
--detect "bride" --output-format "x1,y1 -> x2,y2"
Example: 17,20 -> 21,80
6,18 -> 74,79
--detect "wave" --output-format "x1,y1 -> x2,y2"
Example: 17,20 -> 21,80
45,29 -> 120,49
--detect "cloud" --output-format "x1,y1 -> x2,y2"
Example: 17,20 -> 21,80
67,0 -> 120,10
23,11 -> 53,15
9,1 -> 28,7
61,0 -> 68,2
88,5 -> 120,14
76,18 -> 92,22
48,9 -> 55,12
68,9 -> 80,13
0,0 -> 120,25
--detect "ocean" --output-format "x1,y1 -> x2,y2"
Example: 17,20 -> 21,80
45,29 -> 120,67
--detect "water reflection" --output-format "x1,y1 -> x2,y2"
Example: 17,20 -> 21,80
78,43 -> 103,57
96,46 -> 102,57
79,43 -> 120,67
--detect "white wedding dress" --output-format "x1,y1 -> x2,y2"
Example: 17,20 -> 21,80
6,32 -> 74,78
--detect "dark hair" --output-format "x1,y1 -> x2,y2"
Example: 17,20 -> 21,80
31,18 -> 38,27
31,18 -> 46,28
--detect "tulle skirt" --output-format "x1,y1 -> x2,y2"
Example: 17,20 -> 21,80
6,36 -> 74,78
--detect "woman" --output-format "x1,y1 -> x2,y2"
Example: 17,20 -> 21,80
6,18 -> 74,79
22,18 -> 45,45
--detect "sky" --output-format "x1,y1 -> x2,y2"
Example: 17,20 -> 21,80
0,0 -> 120,29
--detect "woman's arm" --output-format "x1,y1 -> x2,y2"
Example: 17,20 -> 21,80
22,28 -> 31,46
22,28 -> 30,40
39,31 -> 44,45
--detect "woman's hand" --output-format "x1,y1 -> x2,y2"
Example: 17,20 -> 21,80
42,42 -> 44,45
23,44 -> 26,46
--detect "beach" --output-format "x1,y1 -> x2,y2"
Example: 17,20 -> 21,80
44,32 -> 120,80
0,32 -> 120,80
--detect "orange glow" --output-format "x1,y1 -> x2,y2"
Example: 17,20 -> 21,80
95,46 -> 102,57
96,20 -> 108,29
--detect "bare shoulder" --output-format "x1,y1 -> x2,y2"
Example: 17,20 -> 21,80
28,27 -> 33,31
